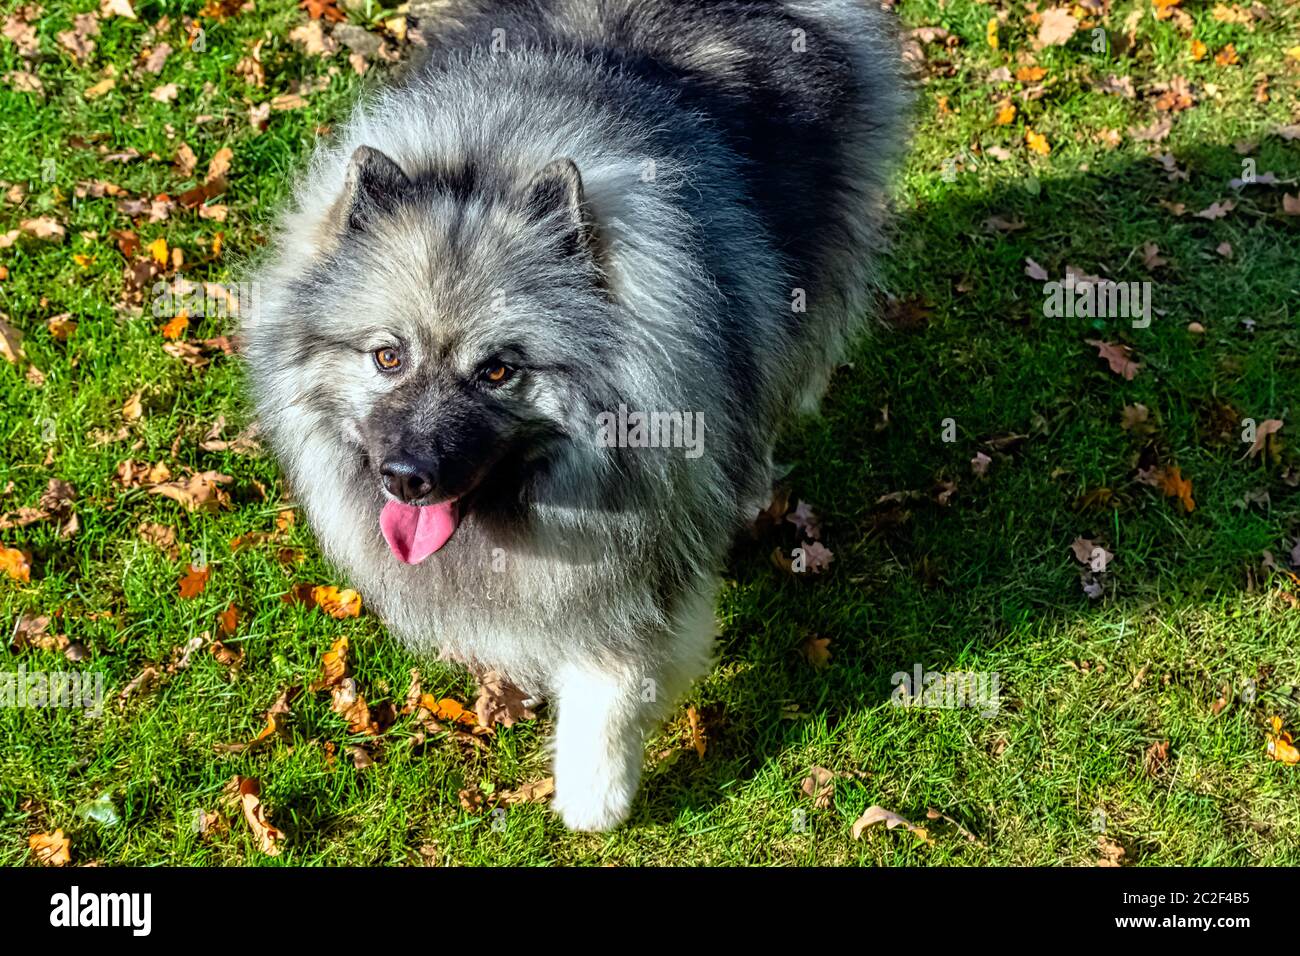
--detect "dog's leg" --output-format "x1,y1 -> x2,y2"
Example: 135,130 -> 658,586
551,587 -> 719,831
550,661 -> 647,832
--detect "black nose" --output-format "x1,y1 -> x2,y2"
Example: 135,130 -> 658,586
380,454 -> 437,503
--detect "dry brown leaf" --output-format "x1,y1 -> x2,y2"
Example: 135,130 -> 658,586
1086,339 -> 1140,380
800,767 -> 835,808
229,776 -> 283,856
687,704 -> 706,758
148,470 -> 232,512
851,805 -> 933,843
1036,7 -> 1078,46
1246,419 -> 1283,458
499,777 -> 556,805
1097,834 -> 1127,866
473,669 -> 537,728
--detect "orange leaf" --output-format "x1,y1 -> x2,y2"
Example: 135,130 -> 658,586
420,693 -> 478,727
219,602 -> 239,635
29,830 -> 70,866
994,100 -> 1017,125
1267,716 -> 1299,764
1214,44 -> 1239,67
1190,38 -> 1207,61
178,563 -> 210,598
314,636 -> 349,690
232,776 -> 283,856
1,545 -> 32,582
687,705 -> 707,758
311,585 -> 361,619
160,313 -> 188,339
1157,466 -> 1196,512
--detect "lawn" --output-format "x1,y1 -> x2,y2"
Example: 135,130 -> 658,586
1,0 -> 1298,866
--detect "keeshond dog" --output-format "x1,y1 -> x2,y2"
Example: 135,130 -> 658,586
242,0 -> 909,830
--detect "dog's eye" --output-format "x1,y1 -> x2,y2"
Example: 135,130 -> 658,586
374,347 -> 403,372
481,363 -> 514,386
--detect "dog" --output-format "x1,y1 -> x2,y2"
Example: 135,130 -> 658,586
242,0 -> 909,831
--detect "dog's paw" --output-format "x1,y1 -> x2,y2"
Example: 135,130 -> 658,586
551,779 -> 635,832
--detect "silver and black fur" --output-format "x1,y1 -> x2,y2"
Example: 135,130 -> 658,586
242,0 -> 909,830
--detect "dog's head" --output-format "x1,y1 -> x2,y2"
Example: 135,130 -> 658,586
256,146 -> 615,562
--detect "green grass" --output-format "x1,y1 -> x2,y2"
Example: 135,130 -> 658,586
1,0 -> 1298,866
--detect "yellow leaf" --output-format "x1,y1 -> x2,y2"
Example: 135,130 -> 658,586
995,100 -> 1017,125
1267,717 -> 1299,764
986,17 -> 999,49
122,391 -> 143,422
312,585 -> 362,619
1,545 -> 32,582
1190,38 -> 1207,61
85,77 -> 116,99
1025,129 -> 1051,155
148,237 -> 168,265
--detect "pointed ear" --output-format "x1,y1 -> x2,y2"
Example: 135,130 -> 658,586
523,158 -> 594,257
331,145 -> 412,235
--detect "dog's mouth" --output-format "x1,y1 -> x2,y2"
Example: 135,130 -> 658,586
379,497 -> 460,564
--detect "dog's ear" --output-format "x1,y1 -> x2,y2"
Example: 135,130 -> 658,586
331,145 -> 412,235
523,158 -> 594,258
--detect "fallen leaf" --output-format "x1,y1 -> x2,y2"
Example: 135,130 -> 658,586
473,670 -> 537,728
29,830 -> 71,866
851,805 -> 932,843
1097,835 -> 1126,866
178,563 -> 210,598
498,777 -> 555,805
1037,7 -> 1078,46
1,544 -> 32,582
687,704 -> 707,758
1025,258 -> 1050,281
229,776 -> 283,856
1266,716 -> 1299,764
801,767 -> 835,809
1246,419 -> 1283,458
1195,199 -> 1237,220
800,634 -> 832,669
1025,128 -> 1051,155
1086,339 -> 1141,380
312,585 -> 361,619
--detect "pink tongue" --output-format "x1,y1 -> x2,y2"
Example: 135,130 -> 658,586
379,499 -> 458,564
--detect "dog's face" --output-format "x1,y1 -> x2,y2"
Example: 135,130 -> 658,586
267,147 -> 613,560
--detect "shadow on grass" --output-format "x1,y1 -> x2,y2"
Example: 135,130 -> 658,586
640,137 -> 1300,833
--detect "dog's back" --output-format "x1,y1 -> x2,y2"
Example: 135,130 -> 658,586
412,0 -> 905,282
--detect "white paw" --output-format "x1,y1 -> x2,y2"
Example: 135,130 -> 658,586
551,776 -> 636,832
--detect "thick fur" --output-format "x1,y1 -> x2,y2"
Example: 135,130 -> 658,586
242,0 -> 909,830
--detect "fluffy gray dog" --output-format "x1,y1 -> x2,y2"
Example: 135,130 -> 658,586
243,0 -> 908,830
